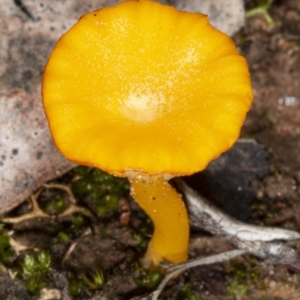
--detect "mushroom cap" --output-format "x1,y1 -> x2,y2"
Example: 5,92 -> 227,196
42,0 -> 253,177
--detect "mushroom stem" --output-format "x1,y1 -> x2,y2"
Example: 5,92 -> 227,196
130,176 -> 189,267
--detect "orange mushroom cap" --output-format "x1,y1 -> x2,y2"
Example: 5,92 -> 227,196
42,0 -> 253,178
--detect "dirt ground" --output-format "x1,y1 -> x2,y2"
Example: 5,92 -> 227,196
1,0 -> 300,299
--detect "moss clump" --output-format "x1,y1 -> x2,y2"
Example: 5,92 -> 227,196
132,218 -> 153,252
226,258 -> 263,298
227,275 -> 249,296
20,250 -> 52,295
68,277 -> 83,296
0,224 -> 14,267
178,283 -> 203,300
71,166 -> 130,217
80,269 -> 105,290
136,268 -> 163,290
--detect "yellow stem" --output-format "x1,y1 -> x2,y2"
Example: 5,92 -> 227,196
130,176 -> 189,267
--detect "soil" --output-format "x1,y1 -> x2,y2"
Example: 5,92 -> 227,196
1,0 -> 300,299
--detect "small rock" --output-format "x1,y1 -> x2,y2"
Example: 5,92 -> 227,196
38,288 -> 61,300
173,0 -> 245,36
269,280 -> 277,289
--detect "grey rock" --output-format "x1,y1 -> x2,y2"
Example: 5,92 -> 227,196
172,0 -> 245,36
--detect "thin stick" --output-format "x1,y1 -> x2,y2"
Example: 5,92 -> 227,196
151,249 -> 246,300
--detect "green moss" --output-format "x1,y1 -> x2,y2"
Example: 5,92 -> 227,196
44,198 -> 65,215
80,269 -> 105,290
71,166 -> 130,217
53,198 -> 65,214
68,277 -> 83,296
250,266 -> 261,284
71,213 -> 85,232
57,232 -> 70,242
136,267 -> 163,290
227,276 -> 248,296
20,250 -> 52,295
227,263 -> 249,296
132,232 -> 149,252
133,218 -> 153,252
274,171 -> 281,179
226,258 -> 264,298
178,283 -> 203,300
0,224 -> 14,266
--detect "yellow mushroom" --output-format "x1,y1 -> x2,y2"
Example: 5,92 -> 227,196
42,0 -> 253,267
